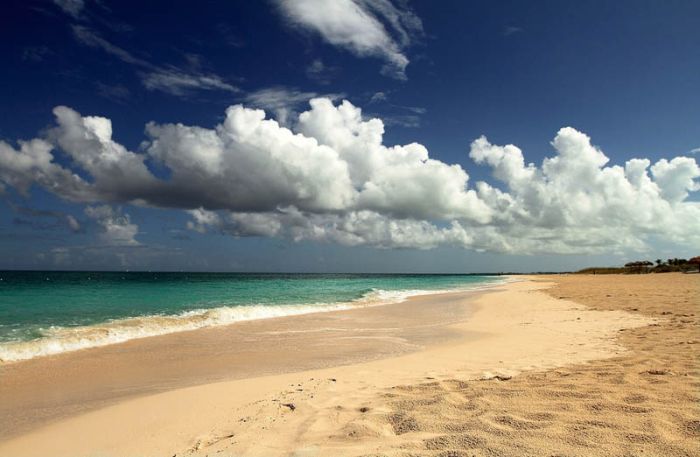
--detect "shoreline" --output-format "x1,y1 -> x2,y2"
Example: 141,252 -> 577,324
0,276 -> 508,364
0,275 -> 665,456
0,281 -> 504,441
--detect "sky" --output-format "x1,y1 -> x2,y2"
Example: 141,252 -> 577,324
0,0 -> 698,273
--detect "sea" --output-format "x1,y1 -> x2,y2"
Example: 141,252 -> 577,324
0,271 -> 503,363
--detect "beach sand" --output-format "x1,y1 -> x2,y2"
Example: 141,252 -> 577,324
0,274 -> 697,456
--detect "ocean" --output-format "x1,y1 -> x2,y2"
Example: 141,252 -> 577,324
0,271 -> 502,362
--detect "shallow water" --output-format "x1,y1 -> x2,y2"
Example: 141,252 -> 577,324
0,271 -> 501,361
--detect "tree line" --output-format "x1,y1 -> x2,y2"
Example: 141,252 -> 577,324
624,257 -> 700,272
578,256 -> 700,274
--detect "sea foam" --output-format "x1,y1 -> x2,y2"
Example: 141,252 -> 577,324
0,280 -> 506,363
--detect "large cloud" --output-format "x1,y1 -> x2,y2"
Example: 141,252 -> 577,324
297,98 -> 491,222
145,104 -> 356,212
0,98 -> 698,254
469,128 -> 700,252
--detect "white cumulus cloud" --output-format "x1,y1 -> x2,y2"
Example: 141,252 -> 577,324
0,98 -> 697,255
469,128 -> 700,253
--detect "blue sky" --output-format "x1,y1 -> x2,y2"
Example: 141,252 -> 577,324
0,0 -> 698,272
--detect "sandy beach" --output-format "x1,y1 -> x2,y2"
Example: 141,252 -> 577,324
0,274 -> 697,457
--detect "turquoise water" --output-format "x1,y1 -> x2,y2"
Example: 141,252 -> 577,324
0,271 -> 501,362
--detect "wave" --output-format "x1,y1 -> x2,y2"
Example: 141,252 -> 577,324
0,279 -> 506,363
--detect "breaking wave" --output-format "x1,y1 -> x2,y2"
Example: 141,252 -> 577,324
0,280 -> 506,363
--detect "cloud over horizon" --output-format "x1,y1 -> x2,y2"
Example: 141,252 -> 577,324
0,98 -> 698,255
84,205 -> 139,246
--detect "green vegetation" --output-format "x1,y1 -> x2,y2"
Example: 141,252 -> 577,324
577,256 -> 700,274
